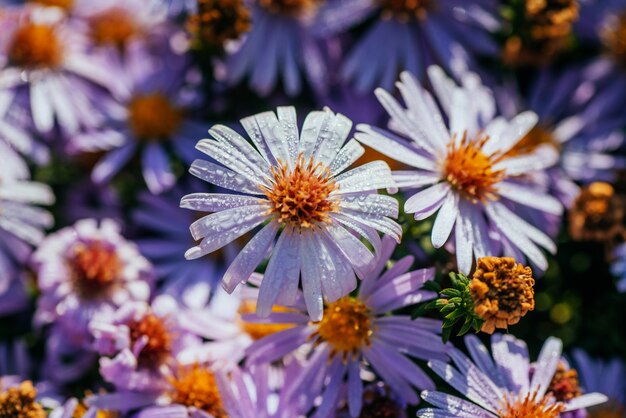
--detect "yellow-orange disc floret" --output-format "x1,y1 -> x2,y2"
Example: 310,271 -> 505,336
127,93 -> 184,141
0,381 -> 46,418
69,241 -> 122,299
168,364 -> 226,418
8,23 -> 63,69
469,257 -> 535,334
568,182 -> 625,242
548,361 -> 582,402
127,313 -> 173,368
263,154 -> 338,229
238,300 -> 296,340
499,391 -> 565,418
313,297 -> 374,359
186,0 -> 251,48
89,8 -> 140,50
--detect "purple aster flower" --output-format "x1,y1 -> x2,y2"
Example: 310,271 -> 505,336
611,243 -> 626,292
573,349 -> 626,417
224,0 -> 327,96
418,334 -> 608,418
355,66 -> 563,274
70,43 -> 206,194
244,237 -> 445,417
495,65 -> 626,208
0,4 -> 115,135
181,106 -> 400,320
315,0 -> 500,94
89,295 -> 203,393
33,218 -> 153,347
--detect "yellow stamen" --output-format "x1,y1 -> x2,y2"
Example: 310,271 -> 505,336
127,313 -> 172,368
499,391 -> 565,418
469,257 -> 535,334
89,8 -> 140,50
263,154 -> 338,229
548,361 -> 582,402
128,93 -> 183,141
0,381 -> 46,418
8,23 -> 63,69
168,363 -> 226,418
70,241 -> 122,300
568,182 -> 625,242
186,0 -> 251,48
238,300 -> 296,340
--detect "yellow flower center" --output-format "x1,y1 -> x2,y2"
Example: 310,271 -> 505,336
69,241 -> 122,300
442,135 -> 505,203
71,397 -> 118,418
169,364 -> 226,418
8,23 -> 63,69
29,0 -> 74,11
89,8 -> 140,50
547,361 -> 582,402
238,300 -> 296,340
505,125 -> 559,157
314,297 -> 374,358
128,93 -> 183,141
263,154 -> 338,229
499,391 -> 565,418
0,381 -> 46,418
186,0 -> 251,48
502,0 -> 579,67
568,182 -> 625,242
379,0 -> 433,22
128,313 -> 172,368
469,257 -> 535,334
257,0 -> 321,16
602,12 -> 626,69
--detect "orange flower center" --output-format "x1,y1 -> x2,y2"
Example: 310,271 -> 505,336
499,391 -> 566,418
89,8 -> 140,49
69,241 -> 122,300
257,0 -> 321,16
169,364 -> 226,418
238,300 -> 296,340
379,0 -> 432,21
0,381 -> 46,418
8,23 -> 63,69
548,361 -> 582,402
602,12 -> 626,69
128,313 -> 172,368
469,257 -> 535,334
442,134 -> 505,202
314,297 -> 374,358
263,154 -> 338,229
505,125 -> 559,157
186,0 -> 251,48
128,93 -> 183,141
29,0 -> 74,11
568,182 -> 625,242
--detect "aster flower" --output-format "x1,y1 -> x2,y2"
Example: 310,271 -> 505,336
417,334 -> 608,417
245,237 -> 445,417
573,349 -> 626,417
0,4 -> 115,134
71,43 -> 206,194
224,0 -> 327,96
33,218 -> 153,347
355,67 -> 563,274
315,0 -> 500,93
89,296 -> 203,393
181,106 -> 400,320
611,243 -> 626,292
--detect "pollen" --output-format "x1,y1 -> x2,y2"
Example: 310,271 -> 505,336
186,0 -> 251,48
0,381 -> 46,418
568,182 -> 625,242
69,241 -> 122,300
238,300 -> 296,340
29,0 -> 74,11
8,23 -> 63,69
257,0 -> 321,17
128,313 -> 172,368
502,0 -> 579,67
469,257 -> 535,334
379,0 -> 432,22
168,363 -> 226,418
499,391 -> 565,418
263,154 -> 338,229
602,12 -> 626,69
548,361 -> 582,402
89,8 -> 140,50
505,125 -> 559,157
128,93 -> 183,141
442,134 -> 505,203
313,297 -> 374,359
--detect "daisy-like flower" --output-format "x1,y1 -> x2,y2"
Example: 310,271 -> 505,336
33,218 -> 153,347
225,0 -> 327,96
89,296 -> 203,393
355,66 -> 563,274
181,106 -> 400,320
418,334 -> 608,418
315,0 -> 500,93
245,237 -> 445,417
573,350 -> 626,418
71,43 -> 206,194
0,4 -> 115,134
